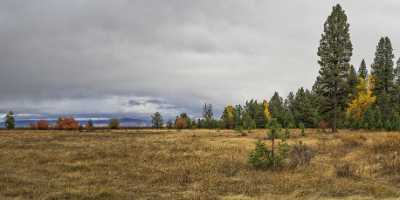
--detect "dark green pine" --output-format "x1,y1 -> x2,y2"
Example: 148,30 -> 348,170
315,4 -> 353,132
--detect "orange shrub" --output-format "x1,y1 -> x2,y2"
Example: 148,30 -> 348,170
37,120 -> 50,130
56,117 -> 80,130
175,117 -> 188,129
29,120 -> 50,130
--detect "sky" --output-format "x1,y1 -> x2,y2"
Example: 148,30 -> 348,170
0,0 -> 400,119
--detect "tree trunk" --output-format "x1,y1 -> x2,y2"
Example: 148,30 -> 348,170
332,92 -> 338,133
271,138 -> 275,158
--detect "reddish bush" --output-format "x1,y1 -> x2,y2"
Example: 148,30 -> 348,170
37,120 -> 50,130
175,117 -> 188,129
29,120 -> 50,130
56,117 -> 80,130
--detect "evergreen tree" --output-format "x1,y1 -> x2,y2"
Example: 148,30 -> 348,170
243,100 -> 267,128
269,92 -> 287,127
348,65 -> 359,99
292,88 -> 319,128
286,92 -> 295,115
244,100 -> 258,120
372,37 -> 395,95
234,105 -> 243,128
151,112 -> 163,128
283,96 -> 295,128
255,103 -> 267,128
315,4 -> 353,132
242,111 -> 255,130
202,103 -> 213,128
5,111 -> 15,129
358,59 -> 368,79
371,37 -> 395,121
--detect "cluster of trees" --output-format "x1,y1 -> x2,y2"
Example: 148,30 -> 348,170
229,5 -> 400,132
313,4 -> 400,132
152,104 -> 221,129
2,111 -> 121,130
152,4 -> 400,133
220,90 -> 318,130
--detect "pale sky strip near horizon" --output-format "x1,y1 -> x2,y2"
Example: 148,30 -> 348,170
0,0 -> 399,118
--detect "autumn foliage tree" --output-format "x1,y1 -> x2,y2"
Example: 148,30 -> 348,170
221,105 -> 235,129
175,117 -> 188,129
56,117 -> 80,130
30,120 -> 50,130
346,77 -> 376,128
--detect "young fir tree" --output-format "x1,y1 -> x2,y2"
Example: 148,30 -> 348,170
5,111 -> 15,129
315,4 -> 353,132
358,59 -> 368,80
371,37 -> 395,122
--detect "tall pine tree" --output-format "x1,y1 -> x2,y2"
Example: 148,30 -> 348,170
315,4 -> 353,132
371,37 -> 395,121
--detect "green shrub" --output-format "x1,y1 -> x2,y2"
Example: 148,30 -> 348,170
249,119 -> 289,170
248,140 -> 271,169
248,140 -> 289,170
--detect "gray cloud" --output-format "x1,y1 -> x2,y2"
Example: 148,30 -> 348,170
0,0 -> 400,117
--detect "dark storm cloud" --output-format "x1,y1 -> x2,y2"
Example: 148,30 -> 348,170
0,0 -> 400,117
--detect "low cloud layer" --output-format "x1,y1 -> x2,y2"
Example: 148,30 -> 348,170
0,0 -> 399,118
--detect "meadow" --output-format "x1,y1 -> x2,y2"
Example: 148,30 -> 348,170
0,129 -> 400,200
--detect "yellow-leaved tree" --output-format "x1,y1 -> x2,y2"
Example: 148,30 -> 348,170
221,105 -> 236,129
346,76 -> 376,121
263,100 -> 271,121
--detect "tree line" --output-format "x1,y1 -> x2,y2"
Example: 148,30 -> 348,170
153,4 -> 400,132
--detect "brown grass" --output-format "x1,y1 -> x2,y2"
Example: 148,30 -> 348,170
0,129 -> 399,200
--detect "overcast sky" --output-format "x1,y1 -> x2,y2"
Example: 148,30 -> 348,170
0,0 -> 399,118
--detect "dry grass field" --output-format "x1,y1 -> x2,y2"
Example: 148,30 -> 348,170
1,129 -> 400,200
